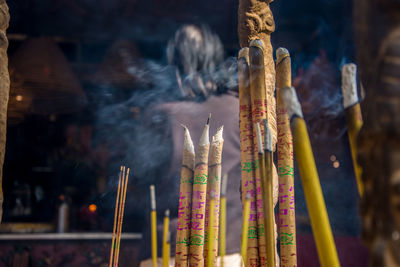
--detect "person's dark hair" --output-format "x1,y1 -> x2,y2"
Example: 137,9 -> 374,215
167,24 -> 230,100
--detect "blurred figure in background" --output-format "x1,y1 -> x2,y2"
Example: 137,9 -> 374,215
139,24 -> 241,260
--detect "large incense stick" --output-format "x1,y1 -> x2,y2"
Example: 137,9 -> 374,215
109,167 -> 123,267
150,185 -> 157,267
114,167 -> 129,267
238,47 -> 260,266
249,39 -> 269,265
175,125 -> 195,266
189,115 -> 210,267
205,126 -> 224,266
276,47 -> 297,266
219,174 -> 228,267
282,87 -> 340,267
341,63 -> 364,196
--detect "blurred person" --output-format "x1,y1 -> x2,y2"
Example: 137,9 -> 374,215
138,24 -> 241,260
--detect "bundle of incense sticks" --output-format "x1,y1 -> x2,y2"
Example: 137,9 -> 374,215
172,115 -> 225,267
276,47 -> 297,266
109,166 -> 130,267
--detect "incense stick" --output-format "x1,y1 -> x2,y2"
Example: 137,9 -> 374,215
150,185 -> 157,267
238,47 -> 260,266
262,121 -> 276,267
282,87 -> 340,267
342,63 -> 364,196
205,126 -> 224,267
162,209 -> 170,267
206,192 -> 216,267
219,173 -> 227,267
189,115 -> 210,267
175,125 -> 195,267
109,167 -> 123,267
276,47 -> 297,266
249,39 -> 269,265
114,167 -> 129,267
241,193 -> 251,265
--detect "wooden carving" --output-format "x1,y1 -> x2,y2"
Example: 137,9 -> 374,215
0,0 -> 9,222
354,1 -> 400,265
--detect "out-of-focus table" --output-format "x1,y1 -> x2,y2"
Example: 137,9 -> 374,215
0,232 -> 142,267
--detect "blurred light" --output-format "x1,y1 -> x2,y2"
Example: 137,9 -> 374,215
333,161 -> 340,168
330,155 -> 336,161
15,95 -> 23,102
89,204 -> 97,212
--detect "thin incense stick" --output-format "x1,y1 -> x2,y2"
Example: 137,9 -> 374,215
341,63 -> 364,196
113,166 -> 125,267
262,120 -> 276,267
241,193 -> 251,265
206,193 -> 216,267
219,174 -> 228,267
175,125 -> 195,267
162,209 -> 170,267
150,185 -> 157,267
189,115 -> 211,267
282,87 -> 340,267
276,47 -> 297,266
109,167 -> 123,267
205,126 -> 224,266
238,47 -> 259,266
114,167 -> 129,267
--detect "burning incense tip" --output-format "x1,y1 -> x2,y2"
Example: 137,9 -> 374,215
255,122 -> 263,154
150,185 -> 156,211
276,47 -> 290,63
245,192 -> 251,200
238,47 -> 250,64
221,173 -> 228,196
281,86 -> 303,119
200,116 -> 210,146
182,124 -> 195,154
207,113 -> 211,125
165,209 -> 170,217
249,39 -> 264,50
341,63 -> 359,108
263,119 -> 272,152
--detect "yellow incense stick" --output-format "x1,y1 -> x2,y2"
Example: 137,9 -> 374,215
282,87 -> 340,267
163,209 -> 170,267
114,167 -> 129,267
256,122 -> 276,267
241,193 -> 251,265
109,167 -> 123,267
150,185 -> 157,267
219,174 -> 227,267
341,63 -> 364,196
206,195 -> 216,267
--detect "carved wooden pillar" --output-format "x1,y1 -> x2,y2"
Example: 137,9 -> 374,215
354,1 -> 400,265
0,0 -> 9,222
238,0 -> 278,266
